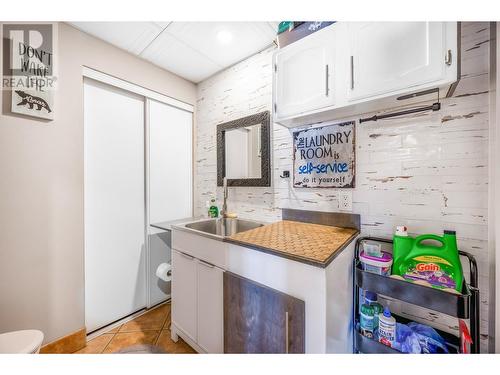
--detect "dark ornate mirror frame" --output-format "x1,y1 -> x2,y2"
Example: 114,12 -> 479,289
217,111 -> 271,187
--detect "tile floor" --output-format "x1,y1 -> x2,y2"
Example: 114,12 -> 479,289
75,302 -> 196,354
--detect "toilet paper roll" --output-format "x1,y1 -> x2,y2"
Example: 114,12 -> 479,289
156,263 -> 172,282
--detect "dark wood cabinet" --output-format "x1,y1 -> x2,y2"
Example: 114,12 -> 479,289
223,272 -> 305,353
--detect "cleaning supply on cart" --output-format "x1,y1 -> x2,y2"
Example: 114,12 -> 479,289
358,289 -> 378,313
392,226 -> 411,271
459,319 -> 473,354
360,251 -> 393,275
365,292 -> 383,329
358,289 -> 374,314
392,229 -> 464,292
378,307 -> 396,347
363,241 -> 382,257
360,304 -> 375,339
372,302 -> 384,332
364,291 -> 377,305
393,323 -> 421,354
407,322 -> 449,354
393,322 -> 448,354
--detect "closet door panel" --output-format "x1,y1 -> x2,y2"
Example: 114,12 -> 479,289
149,100 -> 193,223
84,79 -> 146,332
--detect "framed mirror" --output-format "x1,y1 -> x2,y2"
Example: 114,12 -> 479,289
217,111 -> 271,187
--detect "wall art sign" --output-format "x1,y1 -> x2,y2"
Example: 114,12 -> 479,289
293,121 -> 355,188
2,23 -> 57,120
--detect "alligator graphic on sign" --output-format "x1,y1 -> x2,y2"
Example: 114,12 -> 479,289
14,90 -> 52,113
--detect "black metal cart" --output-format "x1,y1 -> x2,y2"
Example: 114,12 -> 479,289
353,236 -> 480,354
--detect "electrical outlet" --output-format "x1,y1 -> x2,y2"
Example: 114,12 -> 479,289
339,190 -> 353,211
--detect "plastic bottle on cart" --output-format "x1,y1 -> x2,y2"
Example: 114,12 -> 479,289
358,290 -> 376,314
363,291 -> 383,332
392,226 -> 413,272
393,230 -> 464,292
360,304 -> 375,339
372,303 -> 384,332
378,307 -> 397,347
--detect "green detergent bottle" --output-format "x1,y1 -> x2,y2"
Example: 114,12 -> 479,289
392,227 -> 463,292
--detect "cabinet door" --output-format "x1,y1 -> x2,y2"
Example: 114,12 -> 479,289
347,22 -> 447,101
274,29 -> 335,119
171,250 -> 197,341
224,272 -> 305,353
197,260 -> 224,353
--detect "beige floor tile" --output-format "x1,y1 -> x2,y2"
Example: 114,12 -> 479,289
155,330 -> 196,354
75,334 -> 114,354
119,304 -> 169,332
103,331 -> 160,353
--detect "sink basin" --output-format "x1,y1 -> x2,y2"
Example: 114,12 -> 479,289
184,218 -> 264,238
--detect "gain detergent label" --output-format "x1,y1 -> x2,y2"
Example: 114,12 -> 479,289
401,255 -> 456,289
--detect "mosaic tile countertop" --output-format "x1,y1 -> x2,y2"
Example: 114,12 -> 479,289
227,220 -> 359,268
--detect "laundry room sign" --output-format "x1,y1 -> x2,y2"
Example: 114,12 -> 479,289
293,121 -> 355,188
2,23 -> 57,120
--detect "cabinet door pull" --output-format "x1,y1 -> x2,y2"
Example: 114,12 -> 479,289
350,56 -> 354,90
445,49 -> 452,66
179,251 -> 194,261
198,259 -> 215,269
325,64 -> 329,96
285,311 -> 289,354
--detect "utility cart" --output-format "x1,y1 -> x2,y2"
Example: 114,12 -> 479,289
353,236 -> 480,354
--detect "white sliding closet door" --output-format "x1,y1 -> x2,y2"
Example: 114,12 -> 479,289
148,99 -> 192,223
84,79 -> 146,332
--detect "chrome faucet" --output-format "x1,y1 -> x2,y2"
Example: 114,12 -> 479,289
221,177 -> 228,218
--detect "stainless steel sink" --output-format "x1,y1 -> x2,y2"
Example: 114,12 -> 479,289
183,218 -> 264,238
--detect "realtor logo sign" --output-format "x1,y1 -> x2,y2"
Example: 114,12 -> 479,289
2,23 -> 57,120
293,121 -> 355,188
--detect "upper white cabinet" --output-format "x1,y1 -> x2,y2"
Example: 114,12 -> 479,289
273,22 -> 458,127
274,27 -> 335,119
347,22 -> 448,101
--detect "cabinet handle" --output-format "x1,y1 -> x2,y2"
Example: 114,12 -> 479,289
445,49 -> 452,66
285,311 -> 289,354
179,251 -> 194,261
350,56 -> 354,90
198,259 -> 215,269
325,64 -> 329,96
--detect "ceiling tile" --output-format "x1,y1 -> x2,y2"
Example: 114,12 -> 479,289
153,22 -> 172,29
140,31 -> 222,83
165,22 -> 276,67
69,22 -> 163,55
69,22 -> 278,83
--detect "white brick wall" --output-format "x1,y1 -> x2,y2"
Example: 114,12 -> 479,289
195,22 -> 491,351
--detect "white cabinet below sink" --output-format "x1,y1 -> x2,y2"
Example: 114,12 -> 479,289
197,259 -> 224,353
171,231 -> 225,353
171,250 -> 198,342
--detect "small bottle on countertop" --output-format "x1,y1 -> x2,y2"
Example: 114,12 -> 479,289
378,307 -> 397,347
208,198 -> 219,218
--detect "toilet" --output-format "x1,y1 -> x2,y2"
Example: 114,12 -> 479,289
0,330 -> 44,354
